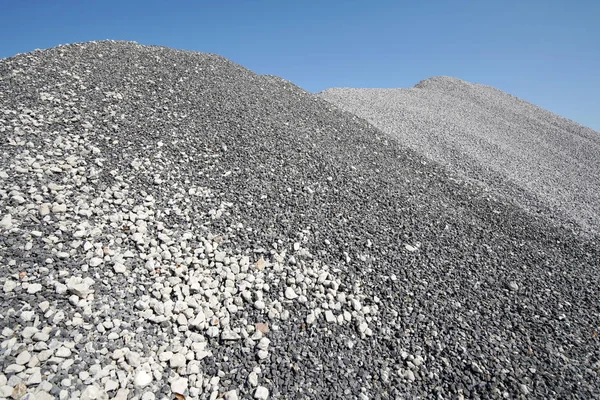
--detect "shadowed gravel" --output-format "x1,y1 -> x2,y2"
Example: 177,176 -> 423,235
0,42 -> 599,399
319,78 -> 600,236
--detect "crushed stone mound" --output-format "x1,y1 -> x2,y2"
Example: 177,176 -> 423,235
0,42 -> 599,399
319,77 -> 600,236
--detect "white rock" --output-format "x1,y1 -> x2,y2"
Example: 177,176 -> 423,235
113,389 -> 130,400
5,364 -> 25,373
0,214 -> 12,229
80,384 -> 108,400
34,390 -> 54,400
126,351 -> 141,367
141,393 -> 156,400
254,386 -> 269,399
27,283 -> 42,294
52,204 -> 67,213
247,371 -> 259,387
254,300 -> 266,310
404,244 -> 418,252
256,337 -> 270,351
113,263 -> 126,274
257,350 -> 269,359
39,203 -> 51,216
66,276 -> 95,298
214,251 -> 226,262
221,330 -> 241,341
325,310 -> 336,323
88,257 -> 103,267
105,379 -> 119,392
28,369 -> 42,385
21,326 -> 38,339
15,351 -> 31,365
0,386 -> 11,398
358,321 -> 368,334
284,287 -> 298,300
170,353 -> 186,368
158,351 -> 173,362
224,390 -> 239,400
55,346 -> 72,358
134,370 -> 152,387
3,280 -> 17,293
171,377 -> 188,394
39,301 -> 50,312
12,195 -> 26,204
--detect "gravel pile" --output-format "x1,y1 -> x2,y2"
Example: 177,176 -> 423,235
0,42 -> 599,399
319,78 -> 600,236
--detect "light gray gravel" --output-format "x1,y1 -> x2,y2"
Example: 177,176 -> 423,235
319,78 -> 600,236
0,41 -> 599,399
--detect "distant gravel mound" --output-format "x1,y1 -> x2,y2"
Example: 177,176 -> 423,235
320,77 -> 600,235
1,42 -> 599,399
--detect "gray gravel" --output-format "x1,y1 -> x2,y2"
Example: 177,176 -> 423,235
0,42 -> 599,399
319,77 -> 600,236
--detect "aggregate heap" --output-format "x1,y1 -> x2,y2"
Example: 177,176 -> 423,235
0,41 -> 599,399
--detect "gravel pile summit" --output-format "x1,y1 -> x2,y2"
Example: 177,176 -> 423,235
319,78 -> 600,236
1,42 -> 599,399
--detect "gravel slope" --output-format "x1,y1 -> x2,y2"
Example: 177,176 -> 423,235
319,78 -> 600,236
0,42 -> 599,399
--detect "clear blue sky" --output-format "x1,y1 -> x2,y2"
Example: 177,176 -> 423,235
1,0 -> 599,131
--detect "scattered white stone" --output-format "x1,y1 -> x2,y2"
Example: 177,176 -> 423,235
34,390 -> 54,400
134,370 -> 152,388
4,280 -> 17,293
254,386 -> 269,399
224,390 -> 239,400
170,353 -> 186,368
39,203 -> 51,216
113,389 -> 130,400
404,244 -> 418,252
256,337 -> 270,351
247,371 -> 259,387
105,379 -> 119,392
325,310 -> 336,323
28,370 -> 43,385
27,283 -> 42,294
5,364 -> 25,373
214,251 -> 226,262
284,287 -> 298,300
55,347 -> 72,358
89,257 -> 103,267
52,203 -> 67,213
15,351 -> 31,365
221,329 -> 241,341
66,276 -> 95,298
80,384 -> 108,400
0,214 -> 12,229
171,377 -> 188,394
113,263 -> 126,274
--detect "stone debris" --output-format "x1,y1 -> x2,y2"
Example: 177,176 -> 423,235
0,40 -> 597,400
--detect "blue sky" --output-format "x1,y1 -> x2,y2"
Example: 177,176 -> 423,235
1,0 -> 599,131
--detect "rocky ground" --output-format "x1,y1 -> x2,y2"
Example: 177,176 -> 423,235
319,78 -> 600,236
0,41 -> 599,399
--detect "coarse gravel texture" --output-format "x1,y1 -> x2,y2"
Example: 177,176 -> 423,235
0,41 -> 599,400
319,78 -> 600,236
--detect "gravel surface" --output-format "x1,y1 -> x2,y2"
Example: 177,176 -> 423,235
319,78 -> 600,236
0,42 -> 599,399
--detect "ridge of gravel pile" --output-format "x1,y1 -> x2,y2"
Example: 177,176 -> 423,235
319,78 -> 600,236
0,41 -> 599,399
